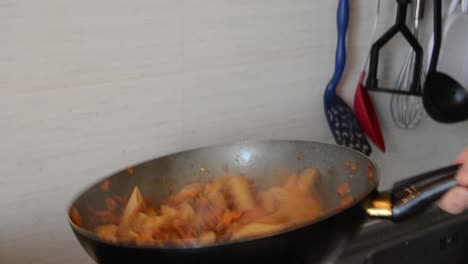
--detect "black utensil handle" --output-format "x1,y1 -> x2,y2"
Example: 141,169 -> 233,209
428,0 -> 442,73
391,164 -> 461,221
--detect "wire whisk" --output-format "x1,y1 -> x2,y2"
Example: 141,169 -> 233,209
390,0 -> 426,129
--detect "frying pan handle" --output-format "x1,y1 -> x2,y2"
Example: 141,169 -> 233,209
363,164 -> 462,221
391,164 -> 461,221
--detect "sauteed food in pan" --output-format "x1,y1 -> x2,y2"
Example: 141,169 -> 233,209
68,139 -> 459,264
91,168 -> 323,246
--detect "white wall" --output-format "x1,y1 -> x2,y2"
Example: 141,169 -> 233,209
1,1 -> 467,263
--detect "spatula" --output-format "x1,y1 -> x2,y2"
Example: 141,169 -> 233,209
354,0 -> 386,152
324,0 -> 372,155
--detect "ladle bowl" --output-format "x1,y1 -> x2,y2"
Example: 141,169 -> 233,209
422,0 -> 468,123
423,72 -> 468,123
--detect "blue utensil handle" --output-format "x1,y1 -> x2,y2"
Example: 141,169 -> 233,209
324,0 -> 349,103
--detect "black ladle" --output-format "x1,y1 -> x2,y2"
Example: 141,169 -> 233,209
423,0 -> 468,123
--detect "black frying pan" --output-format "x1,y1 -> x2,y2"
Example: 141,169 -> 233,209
68,140 -> 460,264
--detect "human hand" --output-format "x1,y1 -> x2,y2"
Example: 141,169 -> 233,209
438,147 -> 468,214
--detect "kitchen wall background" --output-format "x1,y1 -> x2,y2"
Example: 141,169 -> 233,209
1,0 -> 467,263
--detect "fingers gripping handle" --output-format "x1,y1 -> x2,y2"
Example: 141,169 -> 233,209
391,164 -> 461,221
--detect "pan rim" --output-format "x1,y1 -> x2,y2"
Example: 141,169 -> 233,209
67,139 -> 380,250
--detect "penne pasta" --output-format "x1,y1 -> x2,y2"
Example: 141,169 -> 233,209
297,168 -> 320,191
230,223 -> 286,241
120,187 -> 146,227
226,174 -> 256,211
92,168 -> 323,246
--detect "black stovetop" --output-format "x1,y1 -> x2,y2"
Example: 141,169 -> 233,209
337,205 -> 468,264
